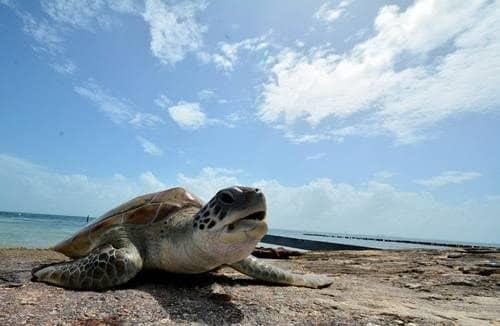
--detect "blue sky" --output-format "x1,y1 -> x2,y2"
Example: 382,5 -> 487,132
1,0 -> 499,243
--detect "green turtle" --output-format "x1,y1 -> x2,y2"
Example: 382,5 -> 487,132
32,186 -> 333,290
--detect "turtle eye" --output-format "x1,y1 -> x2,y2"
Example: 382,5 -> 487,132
218,191 -> 235,205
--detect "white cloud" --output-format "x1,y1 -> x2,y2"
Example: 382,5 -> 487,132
314,0 -> 351,24
3,5 -> 78,76
6,0 -> 208,77
178,167 -> 242,201
108,0 -> 143,14
143,0 -> 207,65
168,101 -> 207,129
295,40 -> 305,48
74,81 -> 164,127
306,153 -> 326,160
40,0 -> 143,31
39,0 -> 204,65
259,0 -> 500,144
199,33 -> 271,71
0,154 -> 168,216
197,89 -> 216,101
9,0 -> 205,73
75,81 -> 134,124
139,171 -> 166,190
0,155 -> 498,243
136,136 -> 163,156
415,171 -> 482,188
226,111 -> 244,122
129,113 -> 165,128
41,0 -> 113,30
154,94 -> 172,109
0,0 -> 14,8
282,126 -> 358,144
20,13 -> 64,55
50,60 -> 77,75
176,167 -> 500,244
166,100 -> 236,130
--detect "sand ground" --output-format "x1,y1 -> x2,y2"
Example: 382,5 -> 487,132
0,248 -> 499,325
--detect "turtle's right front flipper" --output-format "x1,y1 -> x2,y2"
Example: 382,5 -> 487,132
32,244 -> 143,290
230,255 -> 333,289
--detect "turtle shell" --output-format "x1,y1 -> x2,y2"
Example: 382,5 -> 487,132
53,187 -> 203,258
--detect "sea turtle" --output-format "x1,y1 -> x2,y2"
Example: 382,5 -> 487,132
32,186 -> 333,290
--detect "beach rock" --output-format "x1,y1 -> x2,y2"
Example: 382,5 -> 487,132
1,248 -> 499,325
404,282 -> 422,289
251,246 -> 303,259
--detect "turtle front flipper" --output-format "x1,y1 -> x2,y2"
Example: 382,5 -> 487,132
229,255 -> 333,289
32,243 -> 143,290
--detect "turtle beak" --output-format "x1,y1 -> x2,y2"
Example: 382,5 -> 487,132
223,187 -> 267,236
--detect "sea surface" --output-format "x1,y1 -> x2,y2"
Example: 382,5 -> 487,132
1,211 -> 499,250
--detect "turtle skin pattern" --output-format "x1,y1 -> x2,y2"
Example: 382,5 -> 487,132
32,244 -> 142,290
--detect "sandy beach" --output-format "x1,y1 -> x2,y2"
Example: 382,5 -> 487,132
0,248 -> 499,325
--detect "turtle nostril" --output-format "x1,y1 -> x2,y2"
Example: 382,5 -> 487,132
254,188 -> 260,193
218,191 -> 235,205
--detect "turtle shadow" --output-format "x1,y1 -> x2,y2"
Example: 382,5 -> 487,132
130,270 -> 262,325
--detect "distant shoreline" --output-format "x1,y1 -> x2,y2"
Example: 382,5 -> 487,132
302,232 -> 500,249
262,234 -> 500,251
2,210 -> 500,250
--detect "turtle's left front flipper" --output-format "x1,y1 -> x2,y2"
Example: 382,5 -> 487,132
32,243 -> 143,290
229,255 -> 333,289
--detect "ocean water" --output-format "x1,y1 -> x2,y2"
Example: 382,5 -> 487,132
0,211 -> 88,248
1,211 -> 499,250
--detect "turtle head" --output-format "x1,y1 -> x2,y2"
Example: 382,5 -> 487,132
192,186 -> 268,264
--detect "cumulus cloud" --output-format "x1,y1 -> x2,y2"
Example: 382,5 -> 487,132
6,0 -> 207,77
176,167 -> 500,244
0,154 -> 168,216
17,0 -> 203,67
167,101 -> 207,129
314,0 -> 351,24
259,0 -> 500,144
0,155 -> 498,243
143,0 -> 207,65
74,81 -> 164,127
167,101 -> 235,129
136,136 -> 163,156
178,167 -> 242,200
415,171 -> 482,188
139,171 -> 166,190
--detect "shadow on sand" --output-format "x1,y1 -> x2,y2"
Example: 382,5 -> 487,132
128,270 -> 275,325
3,256 -> 277,325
